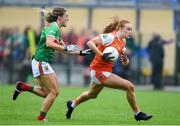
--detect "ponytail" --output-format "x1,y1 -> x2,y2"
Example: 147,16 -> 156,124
103,17 -> 130,34
45,11 -> 57,23
103,20 -> 120,33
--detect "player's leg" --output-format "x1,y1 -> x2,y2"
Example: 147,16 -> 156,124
103,74 -> 140,112
66,82 -> 104,119
74,82 -> 104,106
36,73 -> 59,121
13,59 -> 51,100
34,78 -> 49,97
12,80 -> 47,100
103,73 -> 152,121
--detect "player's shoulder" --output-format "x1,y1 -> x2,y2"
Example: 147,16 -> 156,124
100,33 -> 114,46
44,22 -> 59,35
120,38 -> 126,46
46,22 -> 58,30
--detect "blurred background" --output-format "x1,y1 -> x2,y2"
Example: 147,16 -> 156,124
0,0 -> 180,89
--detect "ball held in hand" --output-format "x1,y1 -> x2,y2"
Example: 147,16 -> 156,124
103,46 -> 119,62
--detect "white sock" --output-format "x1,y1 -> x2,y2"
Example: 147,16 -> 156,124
135,111 -> 141,116
71,101 -> 76,108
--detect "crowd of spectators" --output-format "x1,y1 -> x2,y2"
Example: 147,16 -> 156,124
0,26 -> 174,87
0,26 -> 97,84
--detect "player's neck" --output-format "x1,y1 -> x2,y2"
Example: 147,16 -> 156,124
116,32 -> 124,41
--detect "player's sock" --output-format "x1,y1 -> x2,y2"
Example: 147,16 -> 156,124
12,81 -> 33,100
71,101 -> 76,108
20,82 -> 34,92
37,111 -> 47,121
135,111 -> 140,116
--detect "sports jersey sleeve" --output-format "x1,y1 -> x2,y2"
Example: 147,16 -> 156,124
100,34 -> 114,46
46,26 -> 57,38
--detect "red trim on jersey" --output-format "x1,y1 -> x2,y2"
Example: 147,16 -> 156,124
38,62 -> 44,75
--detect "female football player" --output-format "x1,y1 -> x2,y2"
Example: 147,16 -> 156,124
66,18 -> 152,121
12,7 -> 91,121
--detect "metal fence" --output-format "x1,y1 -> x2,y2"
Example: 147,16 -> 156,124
0,0 -> 179,9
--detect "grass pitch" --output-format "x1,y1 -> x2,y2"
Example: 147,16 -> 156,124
0,84 -> 180,125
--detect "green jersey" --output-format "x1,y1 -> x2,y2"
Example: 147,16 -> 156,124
34,22 -> 62,63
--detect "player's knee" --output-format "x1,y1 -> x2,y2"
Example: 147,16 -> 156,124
126,81 -> 135,92
47,92 -> 56,101
129,84 -> 135,92
54,90 -> 59,97
50,89 -> 59,98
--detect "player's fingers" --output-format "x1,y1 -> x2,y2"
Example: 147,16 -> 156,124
86,49 -> 92,52
108,56 -> 115,60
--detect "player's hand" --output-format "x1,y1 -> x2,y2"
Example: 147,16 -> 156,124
64,45 -> 80,52
120,53 -> 127,62
80,49 -> 92,56
102,52 -> 114,62
120,53 -> 129,65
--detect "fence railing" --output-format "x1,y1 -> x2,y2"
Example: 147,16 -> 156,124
0,0 -> 179,10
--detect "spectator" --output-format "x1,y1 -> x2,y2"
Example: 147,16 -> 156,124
78,29 -> 92,86
0,28 -> 6,84
5,27 -> 22,83
67,27 -> 78,45
17,27 -> 32,82
147,33 -> 164,89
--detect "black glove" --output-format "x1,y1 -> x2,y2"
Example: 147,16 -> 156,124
102,52 -> 114,62
80,49 -> 92,56
120,53 -> 128,62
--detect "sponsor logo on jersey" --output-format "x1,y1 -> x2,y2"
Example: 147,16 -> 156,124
49,30 -> 55,34
44,66 -> 49,71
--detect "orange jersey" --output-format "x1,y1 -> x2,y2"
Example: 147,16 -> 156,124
90,33 -> 126,72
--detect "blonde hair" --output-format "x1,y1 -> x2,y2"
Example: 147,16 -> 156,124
103,17 -> 130,33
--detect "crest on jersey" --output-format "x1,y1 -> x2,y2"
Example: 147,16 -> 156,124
103,34 -> 108,39
98,75 -> 103,81
44,66 -> 49,71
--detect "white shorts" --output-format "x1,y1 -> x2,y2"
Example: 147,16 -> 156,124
31,59 -> 54,78
90,70 -> 112,85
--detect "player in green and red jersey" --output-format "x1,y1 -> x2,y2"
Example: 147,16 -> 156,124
12,7 -> 91,121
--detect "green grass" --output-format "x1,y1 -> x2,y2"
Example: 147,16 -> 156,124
0,84 -> 180,125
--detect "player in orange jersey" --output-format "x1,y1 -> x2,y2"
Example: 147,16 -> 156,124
66,18 -> 152,121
